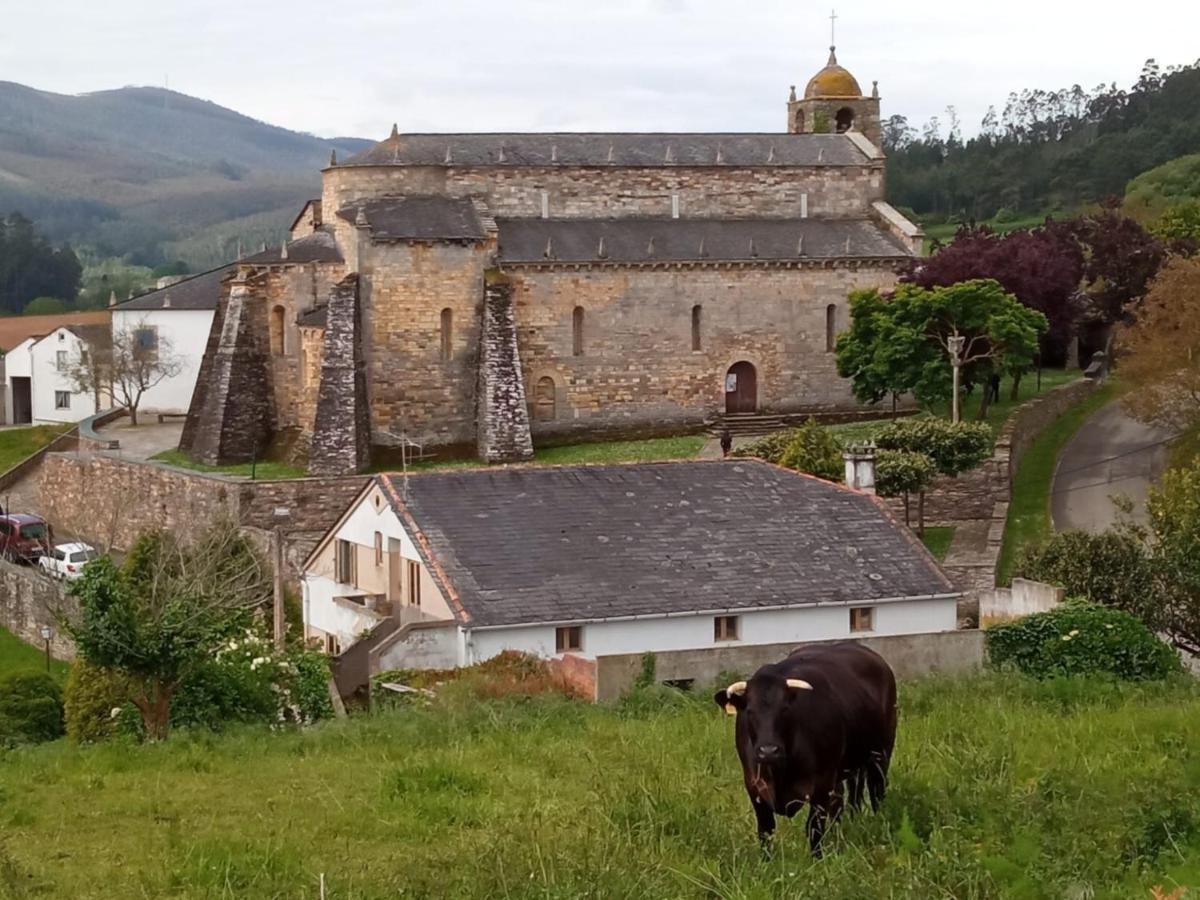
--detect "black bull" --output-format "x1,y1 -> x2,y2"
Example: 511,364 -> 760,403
713,641 -> 898,856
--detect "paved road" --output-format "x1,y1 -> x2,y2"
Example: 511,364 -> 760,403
1051,401 -> 1175,533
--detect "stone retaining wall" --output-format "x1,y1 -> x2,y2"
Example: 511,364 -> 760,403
0,559 -> 77,659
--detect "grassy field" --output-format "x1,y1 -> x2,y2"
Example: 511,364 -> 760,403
151,448 -> 308,480
0,626 -> 68,683
0,674 -> 1196,898
997,381 -> 1120,583
828,369 -> 1080,447
396,434 -> 710,473
0,424 -> 71,474
918,525 -> 955,561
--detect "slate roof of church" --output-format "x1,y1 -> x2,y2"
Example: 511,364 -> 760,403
241,230 -> 344,264
376,460 -> 956,628
113,265 -> 234,312
496,217 -> 913,263
335,196 -> 487,241
341,132 -> 869,168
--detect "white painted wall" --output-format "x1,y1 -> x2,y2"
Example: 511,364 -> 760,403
112,309 -> 214,413
29,328 -> 98,424
302,573 -> 381,644
465,597 -> 958,663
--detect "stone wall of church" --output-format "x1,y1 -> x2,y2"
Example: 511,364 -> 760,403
356,239 -> 493,454
322,163 -> 884,240
509,261 -> 905,441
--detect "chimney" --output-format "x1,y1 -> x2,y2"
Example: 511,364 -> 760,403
843,443 -> 876,494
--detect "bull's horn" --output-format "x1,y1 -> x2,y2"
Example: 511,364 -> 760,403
786,679 -> 814,690
725,681 -> 747,696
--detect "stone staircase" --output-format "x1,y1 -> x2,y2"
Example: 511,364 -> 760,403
708,413 -> 787,437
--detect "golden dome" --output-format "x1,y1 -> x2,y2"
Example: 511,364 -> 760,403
804,47 -> 862,99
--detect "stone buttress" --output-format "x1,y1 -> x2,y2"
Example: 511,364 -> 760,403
181,271 -> 274,464
309,274 -> 370,475
476,271 -> 534,463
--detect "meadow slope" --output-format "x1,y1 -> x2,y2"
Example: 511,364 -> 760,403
1,675 -> 1198,899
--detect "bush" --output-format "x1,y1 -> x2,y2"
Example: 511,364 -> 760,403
63,659 -> 134,743
875,448 -> 937,498
987,604 -> 1179,681
1016,529 -> 1159,628
0,670 -> 65,745
776,418 -> 843,481
876,417 -> 992,476
730,429 -> 796,465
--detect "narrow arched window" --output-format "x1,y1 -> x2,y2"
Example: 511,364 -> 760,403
572,306 -> 584,356
825,304 -> 837,352
440,308 -> 453,361
691,304 -> 702,351
270,305 -> 285,355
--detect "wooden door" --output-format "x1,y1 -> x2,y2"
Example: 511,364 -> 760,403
11,377 -> 31,424
724,362 -> 757,414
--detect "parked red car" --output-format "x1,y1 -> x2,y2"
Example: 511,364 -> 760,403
0,514 -> 53,563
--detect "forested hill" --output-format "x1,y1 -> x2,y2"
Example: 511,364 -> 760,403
885,59 -> 1200,223
0,82 -> 370,267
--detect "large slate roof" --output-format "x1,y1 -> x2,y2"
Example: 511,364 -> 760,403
379,460 -> 955,628
114,265 -> 233,312
336,196 -> 487,241
342,132 -> 868,168
496,217 -> 913,263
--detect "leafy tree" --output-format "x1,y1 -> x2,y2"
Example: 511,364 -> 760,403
66,524 -> 271,740
1116,257 -> 1200,431
65,321 -> 184,425
776,418 -> 843,482
836,280 -> 1047,419
874,448 -> 936,532
1145,466 -> 1200,656
0,212 -> 82,314
1151,200 -> 1200,252
23,296 -> 66,316
1072,202 -> 1166,331
906,222 -> 1083,370
150,260 -> 190,279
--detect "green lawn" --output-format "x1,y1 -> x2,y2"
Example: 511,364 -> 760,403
1,674 -> 1197,897
997,380 -> 1120,583
0,626 -> 68,683
0,424 -> 71,474
151,449 -> 307,481
391,434 -> 709,473
919,525 -> 956,561
827,369 -> 1081,447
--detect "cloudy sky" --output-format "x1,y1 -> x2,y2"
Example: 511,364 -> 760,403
3,0 -> 1195,140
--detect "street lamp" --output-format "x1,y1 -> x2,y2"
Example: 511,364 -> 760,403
948,334 -> 965,424
39,624 -> 53,673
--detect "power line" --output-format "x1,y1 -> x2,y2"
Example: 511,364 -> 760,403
1053,432 -> 1179,478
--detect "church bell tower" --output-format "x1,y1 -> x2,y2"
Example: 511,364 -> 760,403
787,41 -> 882,149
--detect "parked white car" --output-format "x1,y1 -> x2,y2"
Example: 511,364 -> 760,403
38,542 -> 98,580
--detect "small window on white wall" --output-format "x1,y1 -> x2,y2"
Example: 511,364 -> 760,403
556,625 -> 583,653
714,615 -> 739,641
55,351 -> 67,371
54,391 -> 71,410
850,607 -> 875,633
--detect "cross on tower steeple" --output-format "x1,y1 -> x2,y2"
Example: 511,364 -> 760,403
829,8 -> 837,47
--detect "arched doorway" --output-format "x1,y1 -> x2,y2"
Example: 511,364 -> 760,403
725,361 -> 757,414
835,107 -> 855,133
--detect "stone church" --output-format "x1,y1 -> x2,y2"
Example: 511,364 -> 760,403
180,46 -> 922,474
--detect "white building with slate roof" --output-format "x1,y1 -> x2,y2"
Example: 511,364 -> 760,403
301,460 -> 960,695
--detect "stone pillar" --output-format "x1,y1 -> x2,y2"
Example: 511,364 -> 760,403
185,273 -> 274,465
476,271 -> 534,463
309,274 -> 370,475
843,443 -> 876,494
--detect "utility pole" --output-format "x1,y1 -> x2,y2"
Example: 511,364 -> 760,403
948,334 -> 965,424
272,507 -> 290,650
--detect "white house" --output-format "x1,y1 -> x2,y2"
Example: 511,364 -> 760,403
110,266 -> 229,415
301,459 -> 961,695
3,325 -> 111,424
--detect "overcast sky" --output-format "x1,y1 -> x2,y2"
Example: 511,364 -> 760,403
4,1 -> 1196,140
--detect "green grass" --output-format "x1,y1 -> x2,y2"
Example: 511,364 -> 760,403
919,525 -> 956,561
388,434 -> 709,473
0,424 -> 71,474
0,626 -> 68,683
827,369 -> 1081,447
920,210 -> 1064,252
151,448 -> 308,480
997,380 -> 1120,584
1,674 -> 1197,897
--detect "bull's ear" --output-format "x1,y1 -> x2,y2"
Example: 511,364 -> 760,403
714,680 -> 747,715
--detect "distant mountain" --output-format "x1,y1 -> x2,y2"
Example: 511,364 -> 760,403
0,82 -> 372,268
